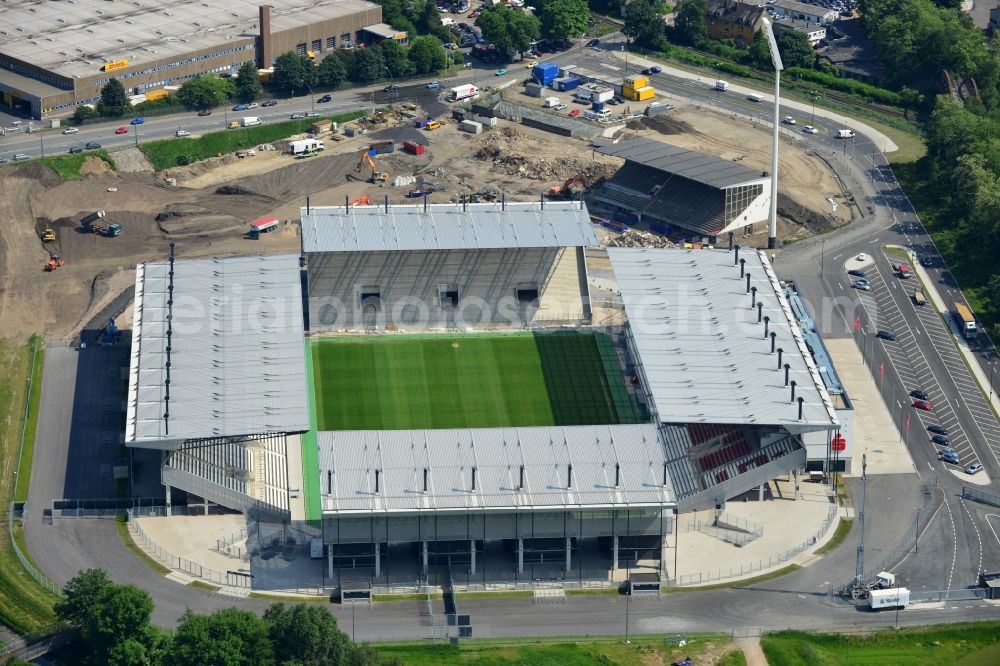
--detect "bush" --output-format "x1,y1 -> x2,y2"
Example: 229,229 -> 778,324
176,155 -> 191,166
786,67 -> 904,106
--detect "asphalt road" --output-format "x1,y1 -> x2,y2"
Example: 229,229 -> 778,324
15,35 -> 1000,637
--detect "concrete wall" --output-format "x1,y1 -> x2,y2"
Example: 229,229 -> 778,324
307,247 -> 588,331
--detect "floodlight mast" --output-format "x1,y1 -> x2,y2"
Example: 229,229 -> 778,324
760,18 -> 784,250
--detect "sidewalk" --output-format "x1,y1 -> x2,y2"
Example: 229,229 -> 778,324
604,47 -> 899,154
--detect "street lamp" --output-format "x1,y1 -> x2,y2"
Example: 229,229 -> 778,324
760,17 -> 784,251
810,91 -> 819,126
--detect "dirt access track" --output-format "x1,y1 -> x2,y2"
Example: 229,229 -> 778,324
0,101 -> 844,342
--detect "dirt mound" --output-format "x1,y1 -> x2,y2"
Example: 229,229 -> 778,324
233,152 -> 357,198
5,162 -> 63,188
155,203 -> 243,235
472,129 -> 618,182
79,156 -> 114,178
215,184 -> 257,196
628,116 -> 695,135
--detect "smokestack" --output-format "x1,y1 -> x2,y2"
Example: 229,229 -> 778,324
770,331 -> 777,353
614,463 -> 620,488
739,257 -> 745,276
662,462 -> 668,487
306,195 -> 311,214
384,195 -> 389,213
540,191 -> 545,210
423,468 -> 428,493
790,380 -> 797,402
734,243 -> 740,263
502,193 -> 506,211
746,273 -> 751,294
797,397 -> 804,421
344,195 -> 348,211
471,466 -> 477,491
777,347 -> 783,369
374,469 -> 380,494
764,316 -> 770,338
751,286 -> 757,307
729,233 -> 734,251
567,464 -> 573,489
327,471 -> 332,495
257,4 -> 272,69
757,301 -> 763,322
423,194 -> 428,212
518,465 -> 524,490
784,363 -> 790,386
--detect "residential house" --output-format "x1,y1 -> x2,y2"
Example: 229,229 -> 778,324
705,0 -> 766,45
772,0 -> 838,25
772,17 -> 826,47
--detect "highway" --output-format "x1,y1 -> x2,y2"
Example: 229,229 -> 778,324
15,34 -> 1000,637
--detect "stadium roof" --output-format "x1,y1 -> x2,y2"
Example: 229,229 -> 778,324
125,254 -> 310,447
300,202 -> 599,253
0,0 -> 378,80
593,137 -> 769,189
609,247 -> 839,430
317,425 -> 674,514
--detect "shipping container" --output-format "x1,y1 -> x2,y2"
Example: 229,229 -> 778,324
554,76 -> 580,92
524,82 -> 543,98
370,140 -> 395,154
591,100 -> 605,112
632,86 -> 655,101
624,76 -> 649,90
532,62 -> 559,86
459,120 -> 483,134
403,140 -> 425,155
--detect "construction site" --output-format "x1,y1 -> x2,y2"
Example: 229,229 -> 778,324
0,92 -> 851,344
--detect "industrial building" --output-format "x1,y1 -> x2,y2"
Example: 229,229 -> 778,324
0,0 -> 394,118
124,201 -> 844,593
592,137 -> 772,243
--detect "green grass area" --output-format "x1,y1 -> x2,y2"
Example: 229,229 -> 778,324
814,518 -> 853,556
247,592 -> 331,603
453,590 -> 533,600
883,245 -> 911,260
372,592 -> 442,603
761,622 -> 1000,665
0,336 -> 60,634
188,580 -> 218,592
140,111 -> 365,170
301,340 -> 322,522
373,635 -> 735,665
564,588 -> 621,597
1,150 -> 116,179
666,565 -> 803,593
719,650 -> 748,666
14,336 -> 42,503
312,332 -> 645,430
114,517 -> 171,576
877,123 -> 927,165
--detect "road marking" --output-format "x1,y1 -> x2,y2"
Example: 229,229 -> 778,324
960,500 -> 984,581
944,498 -> 958,597
985,514 -> 1000,549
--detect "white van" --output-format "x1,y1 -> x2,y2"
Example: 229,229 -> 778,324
838,129 -> 856,138
747,93 -> 763,102
596,109 -> 612,119
543,96 -> 561,108
441,17 -> 455,26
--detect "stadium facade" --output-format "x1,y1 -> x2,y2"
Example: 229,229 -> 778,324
0,1 -> 392,118
124,201 -> 847,592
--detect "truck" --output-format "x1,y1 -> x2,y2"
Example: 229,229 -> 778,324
715,80 -> 729,91
240,116 -> 262,127
747,93 -> 763,103
953,302 -> 977,339
80,210 -> 106,226
448,84 -> 479,102
912,288 -> 927,306
895,263 -> 911,279
869,587 -> 910,610
246,215 -> 279,239
288,139 -> 325,154
838,128 -> 855,138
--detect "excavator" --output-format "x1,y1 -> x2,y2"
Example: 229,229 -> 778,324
545,177 -> 588,199
356,151 -> 388,184
350,195 -> 372,207
45,255 -> 65,271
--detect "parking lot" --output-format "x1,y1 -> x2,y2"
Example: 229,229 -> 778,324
848,251 -> 1000,476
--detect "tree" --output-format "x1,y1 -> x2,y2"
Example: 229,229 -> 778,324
317,53 -> 348,88
417,1 -> 454,43
176,75 -> 235,108
168,608 -> 273,666
539,0 -> 590,42
476,5 -> 540,61
353,47 -> 386,83
235,61 -> 262,102
264,603 -> 350,666
55,568 -> 110,627
623,0 -> 668,51
381,39 -> 415,78
378,0 -> 417,34
673,0 -> 708,48
97,78 -> 128,117
73,105 -> 97,121
408,35 -> 448,74
272,51 -> 315,92
777,29 -> 815,69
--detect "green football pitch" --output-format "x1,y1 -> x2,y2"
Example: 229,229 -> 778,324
311,332 -> 647,430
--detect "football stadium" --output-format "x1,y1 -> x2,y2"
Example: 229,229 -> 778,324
124,200 -> 843,594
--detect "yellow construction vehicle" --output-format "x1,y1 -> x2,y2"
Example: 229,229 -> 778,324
356,151 -> 388,184
41,228 -> 56,242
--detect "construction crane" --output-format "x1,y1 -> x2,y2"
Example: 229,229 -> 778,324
356,151 -> 388,184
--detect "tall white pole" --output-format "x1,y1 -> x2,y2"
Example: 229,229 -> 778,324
761,18 -> 784,250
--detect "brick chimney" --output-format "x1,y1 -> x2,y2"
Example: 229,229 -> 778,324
257,5 -> 272,68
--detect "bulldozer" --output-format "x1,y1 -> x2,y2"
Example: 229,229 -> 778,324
45,255 -> 64,271
41,228 -> 56,242
356,151 -> 388,184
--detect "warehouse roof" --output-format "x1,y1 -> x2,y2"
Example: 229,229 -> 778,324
300,201 -> 599,253
125,254 -> 310,446
593,137 -> 768,189
318,424 -> 673,514
0,0 -> 378,80
609,247 -> 839,429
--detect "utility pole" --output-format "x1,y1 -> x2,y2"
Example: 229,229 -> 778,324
849,454 -> 868,598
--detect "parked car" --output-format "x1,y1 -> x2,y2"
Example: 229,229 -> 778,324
318,94 -> 333,102
939,451 -> 959,464
495,68 -> 507,76
568,108 -> 581,117
553,103 -> 566,111
913,399 -> 933,410
927,424 -> 949,435
876,330 -> 895,341
262,100 -> 277,107
606,98 -> 621,105
847,269 -> 865,277
525,60 -> 538,68
62,127 -> 79,134
115,127 -> 128,134
965,463 -> 983,475
85,142 -> 101,149
852,279 -> 870,290
910,389 -> 929,401
233,104 -> 247,111
175,130 -> 191,137
930,434 -> 950,445
130,117 -> 145,125
803,125 -> 819,134
68,146 -> 83,154
198,109 -> 212,116
856,253 -> 867,261
425,80 -> 440,89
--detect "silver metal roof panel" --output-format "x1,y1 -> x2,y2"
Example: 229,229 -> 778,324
593,137 -> 768,189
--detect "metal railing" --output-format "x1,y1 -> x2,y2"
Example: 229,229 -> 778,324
216,526 -> 249,559
672,505 -> 837,587
7,503 -> 63,597
962,485 -> 1000,508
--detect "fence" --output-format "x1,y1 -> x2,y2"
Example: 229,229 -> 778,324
671,505 -> 837,587
52,496 -> 170,519
962,485 -> 1000,508
216,526 -> 250,560
0,630 -> 74,662
126,510 -> 249,588
7,503 -> 63,597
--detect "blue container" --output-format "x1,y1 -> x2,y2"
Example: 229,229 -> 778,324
556,76 -> 580,92
532,62 -> 559,86
591,101 -> 604,112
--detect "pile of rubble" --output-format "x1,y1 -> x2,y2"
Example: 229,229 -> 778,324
472,128 -> 617,182
256,143 -> 277,151
607,229 -> 677,249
